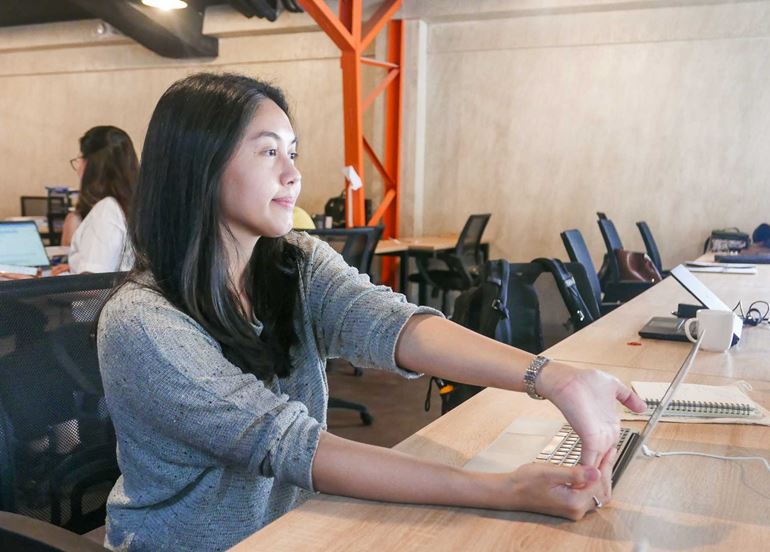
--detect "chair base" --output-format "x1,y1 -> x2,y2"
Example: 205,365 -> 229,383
328,397 -> 374,425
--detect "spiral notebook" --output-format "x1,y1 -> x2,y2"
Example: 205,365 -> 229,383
626,381 -> 770,425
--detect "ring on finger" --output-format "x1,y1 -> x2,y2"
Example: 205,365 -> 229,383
592,495 -> 603,509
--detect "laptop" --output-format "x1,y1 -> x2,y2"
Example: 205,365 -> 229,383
464,336 -> 702,487
715,244 -> 770,264
638,265 -> 742,344
0,220 -> 51,275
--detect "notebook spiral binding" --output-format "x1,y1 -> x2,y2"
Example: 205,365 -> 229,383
644,399 -> 758,417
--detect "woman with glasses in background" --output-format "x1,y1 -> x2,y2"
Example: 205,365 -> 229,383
56,125 -> 138,274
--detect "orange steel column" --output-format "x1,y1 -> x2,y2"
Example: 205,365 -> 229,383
296,0 -> 404,243
382,20 -> 403,246
296,0 -> 404,286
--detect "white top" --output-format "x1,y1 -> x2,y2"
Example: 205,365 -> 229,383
68,196 -> 134,273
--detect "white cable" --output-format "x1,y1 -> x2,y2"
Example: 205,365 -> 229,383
641,444 -> 770,472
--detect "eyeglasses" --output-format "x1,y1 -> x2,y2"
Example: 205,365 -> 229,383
69,156 -> 82,172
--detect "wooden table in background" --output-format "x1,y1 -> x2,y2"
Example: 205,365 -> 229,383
233,266 -> 770,551
374,235 -> 489,300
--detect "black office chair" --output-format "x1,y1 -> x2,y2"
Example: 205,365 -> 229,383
560,229 -> 650,312
20,196 -> 52,217
306,227 -> 384,425
408,213 -> 491,314
596,217 -> 624,286
306,226 -> 383,276
0,273 -> 124,535
511,259 -> 599,349
596,217 -> 655,301
0,511 -> 108,551
636,221 -> 667,275
20,196 -> 69,246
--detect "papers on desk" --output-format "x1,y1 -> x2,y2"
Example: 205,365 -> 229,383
685,261 -> 757,274
623,381 -> 770,425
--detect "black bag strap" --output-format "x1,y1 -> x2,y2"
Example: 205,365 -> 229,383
532,257 -> 595,330
483,260 -> 513,345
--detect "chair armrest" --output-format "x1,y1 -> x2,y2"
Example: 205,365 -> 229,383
0,511 -> 108,551
413,255 -> 443,289
599,301 -> 622,315
436,252 -> 475,288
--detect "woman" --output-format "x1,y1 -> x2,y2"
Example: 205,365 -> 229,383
58,126 -> 138,273
97,73 -> 645,551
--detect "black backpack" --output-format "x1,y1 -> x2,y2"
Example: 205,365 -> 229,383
425,258 -> 596,414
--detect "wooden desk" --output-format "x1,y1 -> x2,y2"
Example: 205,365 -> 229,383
375,235 -> 489,300
233,269 -> 770,551
547,265 -> 770,381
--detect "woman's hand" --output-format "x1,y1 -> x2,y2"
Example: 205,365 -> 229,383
488,449 -> 615,520
536,362 -> 647,468
314,430 -> 614,521
51,263 -> 70,276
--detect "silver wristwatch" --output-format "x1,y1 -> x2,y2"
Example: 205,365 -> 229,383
524,355 -> 550,400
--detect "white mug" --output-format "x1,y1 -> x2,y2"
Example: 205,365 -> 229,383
684,309 -> 734,352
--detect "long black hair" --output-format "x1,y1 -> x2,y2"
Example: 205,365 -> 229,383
77,126 -> 138,219
131,72 -> 304,381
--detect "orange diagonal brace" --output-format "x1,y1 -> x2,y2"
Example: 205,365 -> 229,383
361,57 -> 398,69
363,136 -> 394,188
363,68 -> 399,112
368,189 -> 396,226
297,0 -> 354,51
361,0 -> 402,51
339,0 -> 362,43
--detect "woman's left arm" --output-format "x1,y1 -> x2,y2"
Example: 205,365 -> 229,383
395,315 -> 647,468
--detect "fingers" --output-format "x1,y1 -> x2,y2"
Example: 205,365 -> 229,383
554,464 -> 600,489
580,448 -> 601,469
616,380 -> 647,413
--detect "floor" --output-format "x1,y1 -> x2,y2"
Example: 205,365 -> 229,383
326,358 -> 443,448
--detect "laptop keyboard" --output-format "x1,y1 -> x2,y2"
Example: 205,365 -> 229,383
535,424 -> 633,467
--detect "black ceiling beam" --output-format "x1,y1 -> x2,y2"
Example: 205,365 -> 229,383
69,0 -> 218,59
228,0 -> 279,21
227,0 -> 304,22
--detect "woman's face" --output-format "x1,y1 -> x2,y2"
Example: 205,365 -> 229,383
76,157 -> 87,180
219,99 -> 301,243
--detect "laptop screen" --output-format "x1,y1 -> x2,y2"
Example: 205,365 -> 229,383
0,221 -> 50,267
632,334 -> 702,454
670,264 -> 731,310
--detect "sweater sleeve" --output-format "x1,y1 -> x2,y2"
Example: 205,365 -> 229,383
98,292 -> 323,491
298,234 -> 443,375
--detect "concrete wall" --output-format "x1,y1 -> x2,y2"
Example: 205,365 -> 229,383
0,7 -> 349,221
2,1 -> 769,271
401,0 -> 770,268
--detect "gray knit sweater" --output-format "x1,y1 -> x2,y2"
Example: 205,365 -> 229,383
97,232 -> 440,551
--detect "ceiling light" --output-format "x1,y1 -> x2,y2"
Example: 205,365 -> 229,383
141,0 -> 188,10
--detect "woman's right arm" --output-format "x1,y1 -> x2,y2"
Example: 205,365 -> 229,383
312,432 -> 613,521
60,211 -> 81,247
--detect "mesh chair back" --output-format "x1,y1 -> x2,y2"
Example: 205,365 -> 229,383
455,214 -> 491,267
636,221 -> 662,272
0,273 -> 125,534
560,229 -> 602,307
307,227 -> 383,275
21,197 -> 64,218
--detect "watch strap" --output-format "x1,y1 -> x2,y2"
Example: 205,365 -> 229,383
524,355 -> 550,400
